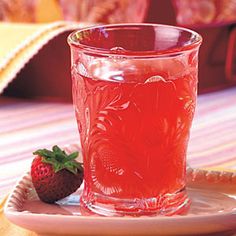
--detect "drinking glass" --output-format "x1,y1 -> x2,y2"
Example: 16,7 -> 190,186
68,24 -> 202,216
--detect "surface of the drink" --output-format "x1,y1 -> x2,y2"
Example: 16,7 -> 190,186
72,55 -> 197,200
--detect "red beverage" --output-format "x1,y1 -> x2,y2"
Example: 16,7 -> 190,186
68,24 -> 202,216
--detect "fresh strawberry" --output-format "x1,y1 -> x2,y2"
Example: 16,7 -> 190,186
31,145 -> 83,203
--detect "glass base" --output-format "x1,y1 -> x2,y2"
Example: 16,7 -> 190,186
81,188 -> 190,216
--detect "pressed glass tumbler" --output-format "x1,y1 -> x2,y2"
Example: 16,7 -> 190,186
68,24 -> 202,216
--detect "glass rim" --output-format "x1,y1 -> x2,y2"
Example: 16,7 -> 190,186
68,23 -> 202,58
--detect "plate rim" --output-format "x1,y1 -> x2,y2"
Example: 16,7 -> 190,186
4,170 -> 236,222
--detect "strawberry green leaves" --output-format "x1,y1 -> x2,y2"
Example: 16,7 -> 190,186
33,145 -> 82,175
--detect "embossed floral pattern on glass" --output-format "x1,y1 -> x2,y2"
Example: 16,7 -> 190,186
68,24 -> 202,216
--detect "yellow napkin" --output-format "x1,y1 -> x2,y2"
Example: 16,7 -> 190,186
0,21 -> 90,94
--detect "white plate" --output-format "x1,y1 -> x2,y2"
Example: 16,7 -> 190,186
4,145 -> 236,235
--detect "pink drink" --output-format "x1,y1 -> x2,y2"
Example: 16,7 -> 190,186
68,24 -> 202,216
